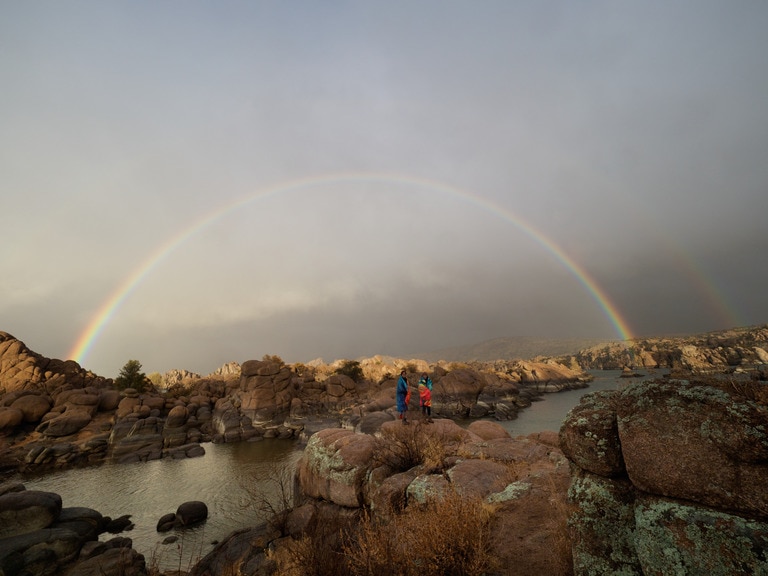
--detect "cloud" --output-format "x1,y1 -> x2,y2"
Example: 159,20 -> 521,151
2,1 -> 767,376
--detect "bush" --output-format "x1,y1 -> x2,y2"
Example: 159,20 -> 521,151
335,360 -> 364,382
372,423 -> 452,474
343,490 -> 498,576
262,354 -> 285,366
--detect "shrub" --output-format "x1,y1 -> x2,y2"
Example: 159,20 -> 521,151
262,354 -> 285,365
372,423 -> 451,474
336,360 -> 364,382
343,490 -> 498,576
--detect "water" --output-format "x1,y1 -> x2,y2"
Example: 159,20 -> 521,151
20,369 -> 659,570
23,439 -> 303,571
497,369 -> 661,436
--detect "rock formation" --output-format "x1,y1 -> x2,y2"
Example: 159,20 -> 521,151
557,324 -> 768,372
189,420 -> 574,575
559,378 -> 768,574
0,332 -> 589,477
0,481 -> 145,576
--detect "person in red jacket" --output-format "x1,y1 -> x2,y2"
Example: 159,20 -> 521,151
418,372 -> 433,423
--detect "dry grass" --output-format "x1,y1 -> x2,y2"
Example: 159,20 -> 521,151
269,488 -> 497,576
343,490 -> 498,576
371,422 -> 452,474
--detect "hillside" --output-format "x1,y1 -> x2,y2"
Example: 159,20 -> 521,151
412,336 -> 613,363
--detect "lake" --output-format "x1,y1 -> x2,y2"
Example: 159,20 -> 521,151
21,369 -> 655,571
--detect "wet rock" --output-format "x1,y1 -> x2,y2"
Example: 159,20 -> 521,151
176,500 -> 208,527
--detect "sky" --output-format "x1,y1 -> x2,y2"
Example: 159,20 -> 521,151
2,1 -> 767,378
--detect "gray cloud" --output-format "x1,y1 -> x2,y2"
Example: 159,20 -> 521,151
2,1 -> 767,377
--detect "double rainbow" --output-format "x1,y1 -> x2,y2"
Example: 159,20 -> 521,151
69,172 -> 634,365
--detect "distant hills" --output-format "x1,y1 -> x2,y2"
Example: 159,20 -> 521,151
411,336 -> 614,363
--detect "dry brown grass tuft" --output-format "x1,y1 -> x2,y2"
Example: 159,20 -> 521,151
343,490 -> 498,576
372,422 -> 452,473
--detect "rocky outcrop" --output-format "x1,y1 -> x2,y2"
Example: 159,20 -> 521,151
560,379 -> 768,574
558,324 -> 768,372
0,482 -> 145,576
0,331 -> 589,477
190,420 -> 574,575
0,332 -> 111,397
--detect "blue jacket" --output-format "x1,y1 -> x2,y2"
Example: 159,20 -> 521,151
396,375 -> 409,412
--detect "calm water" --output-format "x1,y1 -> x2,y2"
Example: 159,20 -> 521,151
498,369 -> 660,436
21,369 -> 657,570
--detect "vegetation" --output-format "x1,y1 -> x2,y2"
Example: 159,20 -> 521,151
687,374 -> 768,406
270,490 -> 498,576
262,354 -> 285,365
335,360 -> 364,382
372,420 -> 453,474
114,359 -> 151,392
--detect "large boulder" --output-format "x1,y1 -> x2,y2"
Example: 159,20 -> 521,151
176,500 -> 208,527
617,381 -> 768,518
297,428 -> 377,508
562,380 -> 768,575
9,393 -> 52,423
559,389 -> 625,478
0,490 -> 62,538
36,409 -> 93,437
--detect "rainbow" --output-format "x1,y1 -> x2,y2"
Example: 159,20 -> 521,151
69,172 -> 634,365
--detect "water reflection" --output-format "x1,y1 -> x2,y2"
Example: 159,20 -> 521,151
24,439 -> 302,571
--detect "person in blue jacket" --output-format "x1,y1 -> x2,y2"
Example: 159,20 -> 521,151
396,369 -> 410,424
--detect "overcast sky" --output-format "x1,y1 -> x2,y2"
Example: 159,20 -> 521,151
2,1 -> 767,377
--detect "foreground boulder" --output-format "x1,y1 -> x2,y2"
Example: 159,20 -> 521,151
0,483 -> 145,576
560,379 -> 768,575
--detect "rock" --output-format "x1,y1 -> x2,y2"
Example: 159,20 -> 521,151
617,381 -> 768,518
97,390 -> 122,411
559,389 -> 625,478
467,419 -> 511,440
9,393 -> 51,423
297,428 -> 377,508
562,377 -> 768,575
0,490 -> 62,538
356,411 -> 394,434
446,458 -> 512,499
66,546 -> 146,576
567,469 -> 642,576
104,515 -> 134,534
165,404 -> 188,428
156,513 -> 176,532
633,495 -> 768,574
188,525 -> 281,576
176,500 -> 208,527
36,409 -> 93,437
0,407 -> 23,431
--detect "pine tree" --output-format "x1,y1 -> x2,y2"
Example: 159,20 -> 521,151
115,359 -> 150,392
